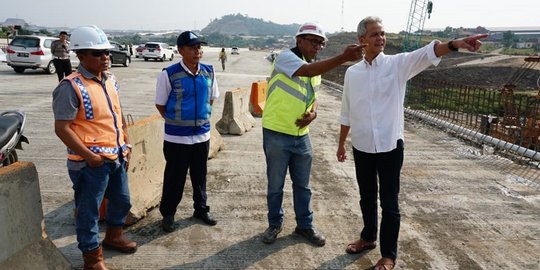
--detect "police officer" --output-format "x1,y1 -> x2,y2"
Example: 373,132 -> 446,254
50,31 -> 72,81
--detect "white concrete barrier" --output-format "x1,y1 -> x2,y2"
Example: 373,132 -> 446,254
209,113 -> 224,159
125,115 -> 165,223
125,114 -> 223,223
216,88 -> 256,135
0,162 -> 71,269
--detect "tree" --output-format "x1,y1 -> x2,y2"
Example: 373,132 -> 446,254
39,29 -> 52,36
502,31 -> 515,48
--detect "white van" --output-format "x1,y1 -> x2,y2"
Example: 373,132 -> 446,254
142,42 -> 174,62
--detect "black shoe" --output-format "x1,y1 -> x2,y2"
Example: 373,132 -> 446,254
193,208 -> 217,226
261,225 -> 283,244
161,215 -> 175,233
295,227 -> 326,246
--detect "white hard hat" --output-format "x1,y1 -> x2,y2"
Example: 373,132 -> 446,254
295,22 -> 327,41
68,25 -> 113,51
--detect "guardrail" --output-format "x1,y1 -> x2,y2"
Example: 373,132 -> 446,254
322,78 -> 540,165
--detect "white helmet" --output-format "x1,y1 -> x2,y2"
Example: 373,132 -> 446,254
68,25 -> 113,51
295,22 -> 327,41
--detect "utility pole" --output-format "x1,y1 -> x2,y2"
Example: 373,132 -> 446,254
340,0 -> 345,32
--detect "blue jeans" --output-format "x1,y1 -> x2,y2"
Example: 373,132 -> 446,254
263,128 -> 313,229
68,159 -> 131,252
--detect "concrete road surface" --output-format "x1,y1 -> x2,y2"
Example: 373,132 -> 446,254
0,49 -> 538,269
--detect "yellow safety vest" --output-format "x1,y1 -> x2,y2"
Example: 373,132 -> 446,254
64,72 -> 129,161
262,63 -> 320,136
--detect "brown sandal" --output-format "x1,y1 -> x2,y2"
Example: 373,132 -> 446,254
345,239 -> 376,254
374,257 -> 395,270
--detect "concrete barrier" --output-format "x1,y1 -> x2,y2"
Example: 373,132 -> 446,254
216,88 -> 256,135
249,80 -> 267,117
0,162 -> 71,269
124,115 -> 165,223
209,113 -> 224,159
111,114 -> 223,224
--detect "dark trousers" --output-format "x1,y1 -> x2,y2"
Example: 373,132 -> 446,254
53,58 -> 72,81
352,140 -> 403,260
159,140 -> 210,217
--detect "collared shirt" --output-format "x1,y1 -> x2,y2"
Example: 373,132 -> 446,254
340,40 -> 441,153
52,65 -> 118,170
155,59 -> 220,145
51,39 -> 70,59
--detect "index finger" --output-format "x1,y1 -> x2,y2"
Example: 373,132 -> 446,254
470,34 -> 489,40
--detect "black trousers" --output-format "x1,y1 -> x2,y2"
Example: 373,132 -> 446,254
53,59 -> 72,81
352,139 -> 404,261
159,140 -> 210,217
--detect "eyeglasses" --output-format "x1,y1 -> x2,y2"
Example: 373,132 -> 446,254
302,37 -> 326,48
88,50 -> 110,57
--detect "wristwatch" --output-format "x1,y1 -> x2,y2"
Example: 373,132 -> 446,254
448,40 -> 459,52
126,144 -> 133,149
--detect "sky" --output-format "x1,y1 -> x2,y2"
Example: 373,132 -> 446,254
2,0 -> 539,33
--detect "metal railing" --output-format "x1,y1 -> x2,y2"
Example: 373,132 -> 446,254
321,78 -> 540,163
405,78 -> 540,162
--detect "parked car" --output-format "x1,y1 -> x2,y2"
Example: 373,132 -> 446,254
109,41 -> 131,67
5,35 -> 58,74
231,47 -> 239,55
134,44 -> 145,58
142,42 -> 174,62
0,49 -> 6,63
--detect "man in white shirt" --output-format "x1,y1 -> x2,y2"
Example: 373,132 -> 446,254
155,31 -> 220,232
336,16 -> 487,270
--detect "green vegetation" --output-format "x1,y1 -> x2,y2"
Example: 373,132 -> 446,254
501,47 -> 537,56
406,82 -> 538,118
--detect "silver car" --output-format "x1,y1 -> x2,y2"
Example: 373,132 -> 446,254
6,35 -> 58,74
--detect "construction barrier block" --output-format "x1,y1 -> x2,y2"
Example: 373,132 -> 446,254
123,115 -> 165,224
209,113 -> 224,159
216,88 -> 256,135
98,114 -> 224,225
0,162 -> 71,269
249,80 -> 267,117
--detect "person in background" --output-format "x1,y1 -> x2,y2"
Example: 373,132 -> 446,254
155,31 -> 220,233
50,31 -> 72,81
336,16 -> 487,270
261,22 -> 365,247
218,47 -> 227,71
53,25 -> 137,270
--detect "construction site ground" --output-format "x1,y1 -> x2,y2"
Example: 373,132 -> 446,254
0,49 -> 538,269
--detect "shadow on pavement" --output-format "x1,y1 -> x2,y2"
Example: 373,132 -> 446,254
163,234 -> 295,269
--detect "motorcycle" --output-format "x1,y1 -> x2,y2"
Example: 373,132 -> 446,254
0,110 -> 29,167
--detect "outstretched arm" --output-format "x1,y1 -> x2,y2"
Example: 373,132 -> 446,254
294,44 -> 366,77
434,34 -> 489,57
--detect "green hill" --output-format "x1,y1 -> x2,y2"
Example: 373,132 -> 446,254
201,14 -> 299,36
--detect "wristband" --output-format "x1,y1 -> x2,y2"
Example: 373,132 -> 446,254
448,40 -> 458,52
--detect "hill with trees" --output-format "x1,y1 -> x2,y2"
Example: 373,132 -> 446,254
201,14 -> 299,36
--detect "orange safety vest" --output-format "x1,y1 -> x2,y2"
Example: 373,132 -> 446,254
64,72 -> 128,161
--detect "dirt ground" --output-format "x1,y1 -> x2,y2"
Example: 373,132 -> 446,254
0,49 -> 538,269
